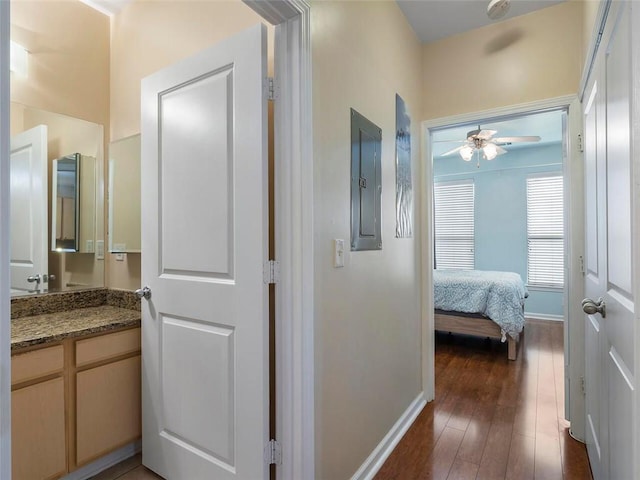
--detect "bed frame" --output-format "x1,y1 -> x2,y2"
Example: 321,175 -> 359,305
434,310 -> 521,360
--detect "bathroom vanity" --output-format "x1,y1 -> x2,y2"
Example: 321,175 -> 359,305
11,289 -> 141,480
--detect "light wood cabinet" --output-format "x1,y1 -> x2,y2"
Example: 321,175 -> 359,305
11,345 -> 66,480
75,355 -> 141,465
11,327 -> 141,479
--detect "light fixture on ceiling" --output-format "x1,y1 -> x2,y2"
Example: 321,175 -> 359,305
438,125 -> 541,167
10,41 -> 28,77
487,0 -> 511,20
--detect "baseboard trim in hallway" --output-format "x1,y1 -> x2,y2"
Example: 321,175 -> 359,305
351,393 -> 427,480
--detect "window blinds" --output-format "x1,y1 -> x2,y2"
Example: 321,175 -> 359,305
526,175 -> 564,287
434,180 -> 475,270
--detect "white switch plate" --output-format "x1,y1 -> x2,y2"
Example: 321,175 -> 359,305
334,239 -> 345,268
96,240 -> 104,260
115,253 -> 126,262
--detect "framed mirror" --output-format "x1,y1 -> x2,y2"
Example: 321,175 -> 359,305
52,153 -> 97,253
10,102 -> 105,296
52,153 -> 80,252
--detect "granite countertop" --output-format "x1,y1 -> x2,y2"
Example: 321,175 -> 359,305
12,305 -> 141,351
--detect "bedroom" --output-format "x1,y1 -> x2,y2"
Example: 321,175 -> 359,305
431,109 -> 566,360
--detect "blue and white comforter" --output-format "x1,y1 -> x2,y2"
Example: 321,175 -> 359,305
434,270 -> 528,340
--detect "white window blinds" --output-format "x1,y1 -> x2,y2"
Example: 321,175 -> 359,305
526,175 -> 564,287
434,180 -> 475,270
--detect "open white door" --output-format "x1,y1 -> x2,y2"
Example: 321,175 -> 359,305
583,3 -> 636,479
10,125 -> 48,293
140,24 -> 269,479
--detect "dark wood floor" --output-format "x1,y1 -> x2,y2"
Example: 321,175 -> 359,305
375,320 -> 592,480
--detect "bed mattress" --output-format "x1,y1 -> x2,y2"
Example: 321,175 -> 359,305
433,270 -> 528,339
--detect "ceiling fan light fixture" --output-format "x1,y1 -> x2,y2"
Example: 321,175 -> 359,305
483,143 -> 498,160
460,146 -> 474,161
487,0 -> 511,20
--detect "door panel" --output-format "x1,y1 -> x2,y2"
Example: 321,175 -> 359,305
141,24 -> 269,480
10,125 -> 48,292
583,3 -> 636,479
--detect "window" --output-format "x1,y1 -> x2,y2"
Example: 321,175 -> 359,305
434,180 -> 474,270
526,175 -> 564,288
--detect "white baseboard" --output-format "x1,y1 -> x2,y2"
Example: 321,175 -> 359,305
61,440 -> 141,480
525,312 -> 564,322
351,392 -> 426,480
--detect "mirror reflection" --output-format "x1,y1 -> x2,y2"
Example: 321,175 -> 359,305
109,134 -> 141,253
52,154 -> 79,252
10,102 -> 105,296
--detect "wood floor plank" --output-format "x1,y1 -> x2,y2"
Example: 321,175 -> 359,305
475,405 -> 516,480
505,433 -> 535,480
376,321 -> 592,480
413,427 -> 465,480
446,459 -> 479,480
534,432 -> 563,479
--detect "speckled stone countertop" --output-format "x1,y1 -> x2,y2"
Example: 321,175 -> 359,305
11,289 -> 141,351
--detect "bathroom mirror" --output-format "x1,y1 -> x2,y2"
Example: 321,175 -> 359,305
10,102 -> 105,296
52,154 -> 80,252
109,134 -> 141,253
52,153 -> 97,253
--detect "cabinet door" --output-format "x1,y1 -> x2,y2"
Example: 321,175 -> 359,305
75,355 -> 141,465
12,377 -> 66,480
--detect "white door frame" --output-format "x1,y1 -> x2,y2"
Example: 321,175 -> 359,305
420,94 -> 586,439
238,2 -> 316,479
0,1 -> 11,478
0,2 -> 315,479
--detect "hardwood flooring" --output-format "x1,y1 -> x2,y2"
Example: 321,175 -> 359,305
375,320 -> 592,480
89,454 -> 161,480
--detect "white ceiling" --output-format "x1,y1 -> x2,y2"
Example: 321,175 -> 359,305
397,0 -> 566,44
431,109 -> 564,158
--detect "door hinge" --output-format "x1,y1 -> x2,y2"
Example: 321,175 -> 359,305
581,376 -> 586,396
266,77 -> 277,101
263,260 -> 280,284
264,439 -> 282,465
579,255 -> 585,274
578,133 -> 584,153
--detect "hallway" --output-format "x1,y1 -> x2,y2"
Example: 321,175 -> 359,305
376,320 -> 592,479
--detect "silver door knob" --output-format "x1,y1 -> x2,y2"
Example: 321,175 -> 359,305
582,297 -> 606,318
135,286 -> 152,300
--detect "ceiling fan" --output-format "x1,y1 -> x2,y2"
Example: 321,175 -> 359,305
439,126 -> 541,166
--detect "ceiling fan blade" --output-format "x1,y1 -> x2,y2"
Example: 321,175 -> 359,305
476,129 -> 497,140
495,145 -> 508,155
441,145 -> 465,156
493,135 -> 541,143
433,139 -> 467,143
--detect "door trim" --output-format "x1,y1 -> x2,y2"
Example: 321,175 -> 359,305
0,1 -> 10,477
242,2 -> 315,479
420,94 -> 586,439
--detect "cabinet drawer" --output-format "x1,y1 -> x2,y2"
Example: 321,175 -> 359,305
76,327 -> 141,367
76,355 -> 141,465
12,345 -> 64,386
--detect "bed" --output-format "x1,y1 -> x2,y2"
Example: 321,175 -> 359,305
433,270 -> 528,360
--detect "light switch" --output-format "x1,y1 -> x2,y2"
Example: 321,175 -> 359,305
334,239 -> 345,268
96,240 -> 104,260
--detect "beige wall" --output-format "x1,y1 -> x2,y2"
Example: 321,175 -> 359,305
422,1 -> 583,120
108,0 -> 271,289
311,2 -> 423,478
10,0 -> 110,128
10,0 -> 110,294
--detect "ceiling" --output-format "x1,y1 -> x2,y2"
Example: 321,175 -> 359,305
397,0 -> 566,44
431,110 -> 564,159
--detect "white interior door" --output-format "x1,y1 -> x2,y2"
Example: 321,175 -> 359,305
583,3 -> 635,479
140,24 -> 269,479
10,125 -> 48,292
